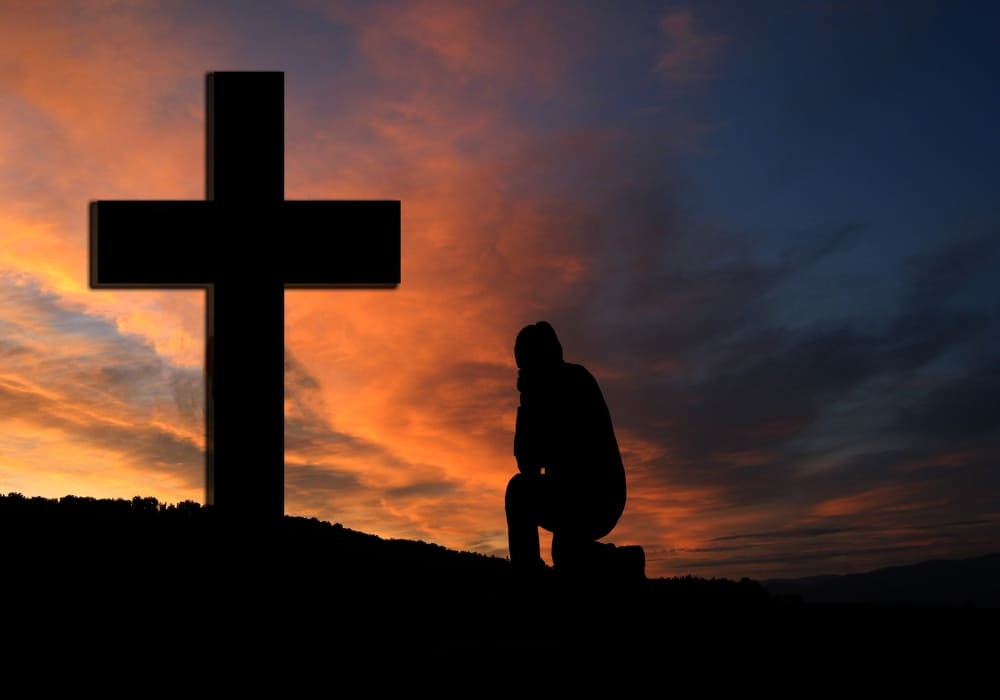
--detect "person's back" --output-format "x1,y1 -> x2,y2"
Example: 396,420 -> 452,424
547,361 -> 625,489
506,322 -> 636,579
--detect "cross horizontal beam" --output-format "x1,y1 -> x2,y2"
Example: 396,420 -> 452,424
90,200 -> 400,287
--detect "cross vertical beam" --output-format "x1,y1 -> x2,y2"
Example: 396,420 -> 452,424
204,72 -> 285,522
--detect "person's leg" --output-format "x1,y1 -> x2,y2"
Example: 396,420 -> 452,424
505,473 -> 547,572
549,483 -> 625,575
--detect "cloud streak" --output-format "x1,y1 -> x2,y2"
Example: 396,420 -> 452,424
0,272 -> 203,499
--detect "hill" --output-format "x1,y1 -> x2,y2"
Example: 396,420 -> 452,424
2,492 -> 992,671
0,492 -> 769,607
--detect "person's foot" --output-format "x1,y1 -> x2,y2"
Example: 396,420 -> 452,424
615,545 -> 646,581
556,541 -> 646,583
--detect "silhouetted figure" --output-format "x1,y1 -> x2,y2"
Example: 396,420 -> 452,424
506,322 -> 641,582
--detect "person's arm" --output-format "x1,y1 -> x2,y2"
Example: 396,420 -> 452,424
514,406 -> 542,474
514,371 -> 542,475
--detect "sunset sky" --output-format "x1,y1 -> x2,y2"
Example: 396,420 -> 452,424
1,0 -> 998,581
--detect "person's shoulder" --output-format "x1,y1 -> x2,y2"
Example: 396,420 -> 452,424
559,363 -> 608,411
561,362 -> 599,386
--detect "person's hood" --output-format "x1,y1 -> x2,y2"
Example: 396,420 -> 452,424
515,321 -> 563,369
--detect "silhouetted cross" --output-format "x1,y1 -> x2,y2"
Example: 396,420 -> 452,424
90,72 -> 400,524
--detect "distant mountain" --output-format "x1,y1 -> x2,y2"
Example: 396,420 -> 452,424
763,553 -> 1000,607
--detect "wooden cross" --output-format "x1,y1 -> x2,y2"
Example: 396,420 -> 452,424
90,72 -> 400,525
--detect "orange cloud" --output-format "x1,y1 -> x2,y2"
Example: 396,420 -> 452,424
812,485 -> 910,518
0,2 -> 222,370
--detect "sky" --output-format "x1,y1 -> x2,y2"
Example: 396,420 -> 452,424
1,0 -> 998,581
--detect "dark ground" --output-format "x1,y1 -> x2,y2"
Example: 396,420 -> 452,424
2,493 -> 992,682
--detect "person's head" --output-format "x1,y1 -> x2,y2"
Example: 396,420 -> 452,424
514,321 -> 563,370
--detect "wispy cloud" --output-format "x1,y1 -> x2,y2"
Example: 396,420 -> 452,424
656,9 -> 726,84
0,272 -> 203,499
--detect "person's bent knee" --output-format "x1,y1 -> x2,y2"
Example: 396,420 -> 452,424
505,472 -> 529,513
506,472 -> 546,516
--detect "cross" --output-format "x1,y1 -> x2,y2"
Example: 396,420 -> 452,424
90,72 -> 400,526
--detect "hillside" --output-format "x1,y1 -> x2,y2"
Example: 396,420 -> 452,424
1,493 -> 768,620
3,492 -> 991,668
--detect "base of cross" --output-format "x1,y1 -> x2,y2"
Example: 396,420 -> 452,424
551,539 -> 647,584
